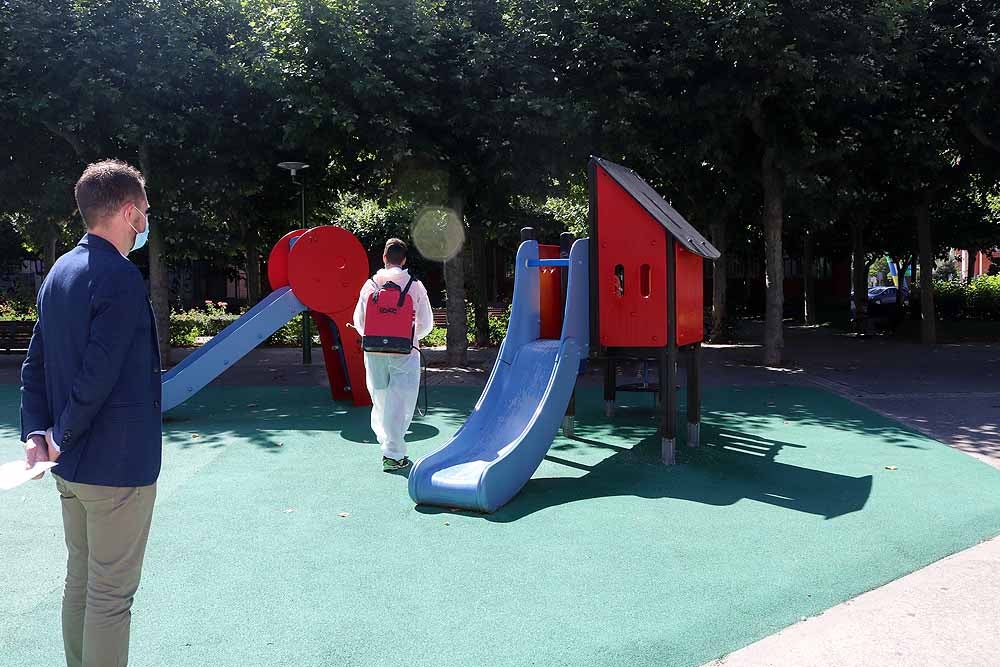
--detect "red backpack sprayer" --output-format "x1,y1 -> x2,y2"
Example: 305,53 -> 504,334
356,275 -> 430,415
361,277 -> 417,354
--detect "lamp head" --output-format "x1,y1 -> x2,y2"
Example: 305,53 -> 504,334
277,161 -> 310,177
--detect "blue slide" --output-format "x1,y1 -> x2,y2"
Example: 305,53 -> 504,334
161,286 -> 308,412
408,238 -> 590,513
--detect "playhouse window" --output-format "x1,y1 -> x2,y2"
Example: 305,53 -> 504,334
640,264 -> 651,297
614,264 -> 625,296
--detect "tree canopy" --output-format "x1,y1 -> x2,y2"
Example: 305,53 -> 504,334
1,0 -> 998,361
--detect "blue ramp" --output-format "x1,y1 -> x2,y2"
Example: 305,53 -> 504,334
162,287 -> 307,412
408,238 -> 590,512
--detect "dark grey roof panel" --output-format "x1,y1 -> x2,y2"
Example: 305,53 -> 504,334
591,156 -> 721,260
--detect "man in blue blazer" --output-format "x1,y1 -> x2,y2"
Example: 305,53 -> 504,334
20,159 -> 161,667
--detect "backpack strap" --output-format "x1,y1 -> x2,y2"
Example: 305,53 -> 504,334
369,278 -> 381,303
397,277 -> 416,308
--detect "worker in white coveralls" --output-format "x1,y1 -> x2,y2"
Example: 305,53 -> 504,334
353,238 -> 434,471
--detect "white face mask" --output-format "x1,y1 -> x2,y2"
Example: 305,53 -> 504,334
129,206 -> 150,252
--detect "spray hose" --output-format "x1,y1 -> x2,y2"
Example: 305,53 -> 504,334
413,345 -> 429,418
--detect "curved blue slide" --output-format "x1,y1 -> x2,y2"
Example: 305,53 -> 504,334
408,238 -> 590,513
161,286 -> 308,412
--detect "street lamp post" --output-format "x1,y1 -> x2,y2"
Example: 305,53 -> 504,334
278,161 -> 312,364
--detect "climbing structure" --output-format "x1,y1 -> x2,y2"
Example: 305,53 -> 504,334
161,226 -> 372,411
409,156 -> 721,513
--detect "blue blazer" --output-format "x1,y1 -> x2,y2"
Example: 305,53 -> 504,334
20,234 -> 162,487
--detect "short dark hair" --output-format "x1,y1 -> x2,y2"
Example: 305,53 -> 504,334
384,238 -> 408,265
75,159 -> 146,228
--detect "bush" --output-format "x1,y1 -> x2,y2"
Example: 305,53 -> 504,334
488,305 -> 511,345
967,274 -> 1000,320
934,280 -> 966,320
0,297 -> 37,321
169,301 -> 239,347
422,327 -> 447,347
168,299 -> 512,350
465,303 -> 512,346
420,306 -> 509,348
169,315 -> 202,347
267,314 -> 313,346
927,276 -> 1000,322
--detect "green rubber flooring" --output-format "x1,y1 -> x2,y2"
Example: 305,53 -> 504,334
3,384 -> 1000,667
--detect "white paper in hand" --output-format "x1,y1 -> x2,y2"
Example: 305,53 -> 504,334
0,460 -> 57,491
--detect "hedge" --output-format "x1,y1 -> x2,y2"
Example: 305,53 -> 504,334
399,306 -> 510,349
0,299 -> 37,321
930,275 -> 1000,321
3,295 -> 515,349
170,301 -> 311,348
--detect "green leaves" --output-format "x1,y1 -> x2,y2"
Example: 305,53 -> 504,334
0,0 -> 996,323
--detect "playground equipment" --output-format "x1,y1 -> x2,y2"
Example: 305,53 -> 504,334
589,156 -> 720,465
408,232 -> 588,512
409,157 -> 720,512
886,256 -> 911,289
161,225 -> 372,412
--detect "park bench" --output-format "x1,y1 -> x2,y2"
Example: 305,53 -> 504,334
431,307 -> 506,328
0,320 -> 34,353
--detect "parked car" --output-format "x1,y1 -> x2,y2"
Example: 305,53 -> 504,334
868,285 -> 908,306
851,285 -> 909,324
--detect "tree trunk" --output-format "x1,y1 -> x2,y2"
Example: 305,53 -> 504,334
491,244 -> 500,303
803,229 -> 816,325
148,219 -> 171,365
470,227 -> 489,347
916,198 -> 936,344
850,223 -> 868,334
138,146 -> 171,365
709,220 -> 728,341
246,238 -> 261,305
760,146 -> 784,365
45,222 -> 58,274
445,181 -> 468,366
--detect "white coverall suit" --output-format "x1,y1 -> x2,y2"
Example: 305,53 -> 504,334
353,266 -> 435,460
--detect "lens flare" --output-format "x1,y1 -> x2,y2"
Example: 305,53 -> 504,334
411,206 -> 465,262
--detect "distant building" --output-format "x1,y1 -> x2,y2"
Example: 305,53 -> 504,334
955,249 -> 1000,280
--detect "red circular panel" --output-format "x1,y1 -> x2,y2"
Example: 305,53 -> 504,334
287,226 -> 369,313
267,229 -> 308,290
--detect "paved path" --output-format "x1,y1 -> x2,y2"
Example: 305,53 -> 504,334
716,325 -> 1000,470
710,535 -> 1000,667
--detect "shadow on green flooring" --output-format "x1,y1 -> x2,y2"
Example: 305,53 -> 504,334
417,420 -> 873,523
337,419 -> 441,445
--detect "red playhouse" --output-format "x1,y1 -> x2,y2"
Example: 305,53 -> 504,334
588,156 -> 721,465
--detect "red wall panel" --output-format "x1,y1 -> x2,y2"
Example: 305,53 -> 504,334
675,247 -> 704,346
596,169 -> 668,347
538,244 -> 563,339
596,168 -> 705,347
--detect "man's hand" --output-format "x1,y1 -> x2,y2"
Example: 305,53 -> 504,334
24,435 -> 50,480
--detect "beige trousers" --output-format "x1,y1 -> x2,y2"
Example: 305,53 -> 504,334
55,475 -> 156,667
